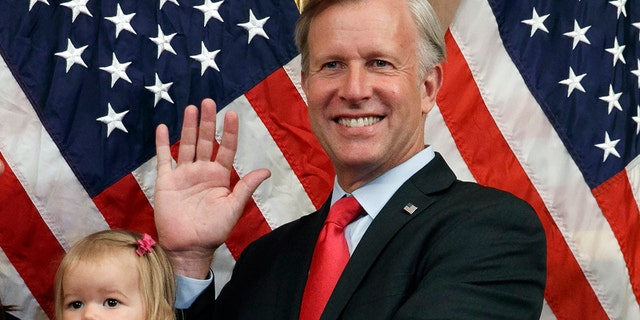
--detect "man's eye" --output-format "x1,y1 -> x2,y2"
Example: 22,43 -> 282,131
373,60 -> 388,67
104,299 -> 120,307
68,301 -> 83,309
323,61 -> 339,69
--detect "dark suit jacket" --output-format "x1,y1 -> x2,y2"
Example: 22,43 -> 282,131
2,312 -> 18,320
183,153 -> 546,319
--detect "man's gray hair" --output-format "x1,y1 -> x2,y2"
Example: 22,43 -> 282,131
294,0 -> 446,78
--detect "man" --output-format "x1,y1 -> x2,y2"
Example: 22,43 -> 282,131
154,0 -> 547,318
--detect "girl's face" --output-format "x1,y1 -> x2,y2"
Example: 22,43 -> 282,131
60,255 -> 146,320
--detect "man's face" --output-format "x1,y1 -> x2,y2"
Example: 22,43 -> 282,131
302,0 -> 441,192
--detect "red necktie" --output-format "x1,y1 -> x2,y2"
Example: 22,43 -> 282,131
299,196 -> 364,320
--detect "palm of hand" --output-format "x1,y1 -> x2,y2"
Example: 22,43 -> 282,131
155,159 -> 238,254
153,100 -> 270,277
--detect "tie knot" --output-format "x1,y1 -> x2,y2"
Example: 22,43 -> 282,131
326,196 -> 363,228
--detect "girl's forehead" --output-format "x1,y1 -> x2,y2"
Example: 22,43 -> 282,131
63,254 -> 141,289
68,249 -> 137,271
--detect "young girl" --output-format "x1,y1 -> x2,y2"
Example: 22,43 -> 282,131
54,230 -> 175,320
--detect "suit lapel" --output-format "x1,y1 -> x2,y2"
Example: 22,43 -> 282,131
320,153 -> 457,319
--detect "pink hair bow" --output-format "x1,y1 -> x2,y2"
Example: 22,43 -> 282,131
136,233 -> 156,256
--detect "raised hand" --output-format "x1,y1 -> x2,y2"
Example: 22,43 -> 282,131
154,99 -> 271,278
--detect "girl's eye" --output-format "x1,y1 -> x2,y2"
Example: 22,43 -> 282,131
68,301 -> 83,309
104,299 -> 120,307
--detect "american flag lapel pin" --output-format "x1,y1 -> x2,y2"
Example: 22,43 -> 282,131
403,203 -> 417,214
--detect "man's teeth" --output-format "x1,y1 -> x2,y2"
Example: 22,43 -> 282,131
338,117 -> 381,128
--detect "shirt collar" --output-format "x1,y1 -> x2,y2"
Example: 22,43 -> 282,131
331,146 -> 435,219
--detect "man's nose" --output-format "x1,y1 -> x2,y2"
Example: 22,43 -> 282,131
339,65 -> 372,103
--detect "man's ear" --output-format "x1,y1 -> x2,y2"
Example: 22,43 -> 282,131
421,63 -> 443,114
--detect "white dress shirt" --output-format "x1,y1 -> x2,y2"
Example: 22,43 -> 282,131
331,147 -> 435,254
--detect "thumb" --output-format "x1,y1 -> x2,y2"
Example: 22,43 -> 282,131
231,168 -> 271,210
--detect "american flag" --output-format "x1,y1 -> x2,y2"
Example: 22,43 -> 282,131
0,0 -> 333,319
426,0 -> 640,319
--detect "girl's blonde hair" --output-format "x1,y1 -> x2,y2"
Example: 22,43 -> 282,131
54,230 -> 176,320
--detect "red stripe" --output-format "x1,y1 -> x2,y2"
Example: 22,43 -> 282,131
592,170 -> 640,304
245,68 -> 334,210
227,199 -> 272,260
0,155 -> 61,319
92,173 -> 158,238
226,170 -> 272,259
437,32 -> 608,320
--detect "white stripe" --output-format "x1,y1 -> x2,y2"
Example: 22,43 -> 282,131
283,55 -> 307,105
0,247 -> 48,320
212,243 -> 235,297
425,104 -> 476,183
132,156 -> 158,207
540,300 -> 559,320
451,1 -> 639,319
0,56 -> 109,252
219,92 -> 316,229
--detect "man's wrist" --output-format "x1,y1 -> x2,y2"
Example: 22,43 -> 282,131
168,252 -> 214,279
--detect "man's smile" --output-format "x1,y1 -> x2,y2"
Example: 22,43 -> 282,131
336,116 -> 383,128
